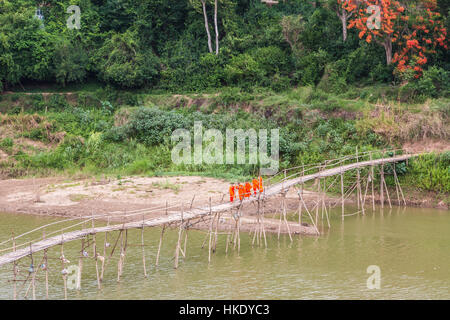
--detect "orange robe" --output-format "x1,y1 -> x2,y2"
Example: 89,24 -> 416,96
259,177 -> 264,193
252,179 -> 259,195
238,184 -> 245,201
245,182 -> 252,198
229,186 -> 235,202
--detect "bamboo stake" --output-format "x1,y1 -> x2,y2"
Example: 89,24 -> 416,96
183,225 -> 189,257
356,148 -> 361,210
156,225 -> 166,267
278,194 -> 283,240
92,215 -> 100,289
261,197 -> 267,248
30,248 -> 36,300
394,168 -> 406,206
393,163 -> 401,206
76,239 -> 84,290
208,198 -> 213,262
341,172 -> 345,221
370,153 -> 375,210
213,212 -> 220,252
141,218 -> 147,278
316,178 -> 320,227
380,162 -> 385,209
43,230 -> 48,299
117,231 -> 124,282
61,234 -> 67,300
298,191 -> 320,235
12,231 -> 17,300
281,191 -> 293,242
383,175 -> 392,208
174,207 -> 184,269
100,218 -> 110,285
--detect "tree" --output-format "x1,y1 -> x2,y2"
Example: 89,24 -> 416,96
281,15 -> 306,54
348,0 -> 405,65
52,39 -> 89,86
329,0 -> 360,41
190,0 -> 220,55
94,31 -> 160,88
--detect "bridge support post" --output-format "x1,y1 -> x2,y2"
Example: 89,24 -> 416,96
340,172 -> 344,221
141,220 -> 147,278
380,162 -> 385,209
12,231 -> 17,300
60,234 -> 67,300
77,239 -> 84,290
156,225 -> 166,267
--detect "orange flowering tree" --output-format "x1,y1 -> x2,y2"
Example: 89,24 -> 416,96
348,0 -> 405,65
347,0 -> 448,78
333,0 -> 361,41
393,0 -> 448,78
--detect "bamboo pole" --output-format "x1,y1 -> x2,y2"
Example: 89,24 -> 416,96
380,162 -> 385,209
261,197 -> 267,248
76,238 -> 84,290
316,178 -> 320,227
43,230 -> 48,299
117,231 -> 124,282
183,225 -> 189,257
92,215 -> 101,289
30,247 -> 35,300
370,153 -> 375,210
141,216 -> 147,278
393,168 -> 406,206
283,191 -> 293,242
174,205 -> 184,269
156,225 -> 166,267
213,212 -> 220,252
356,148 -> 361,210
208,198 -> 213,262
12,231 -> 17,300
383,175 -> 392,208
341,172 -> 345,221
100,218 -> 110,285
61,233 -> 67,300
298,190 -> 320,235
393,163 -> 401,206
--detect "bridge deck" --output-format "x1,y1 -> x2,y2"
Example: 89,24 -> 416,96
0,153 -> 414,267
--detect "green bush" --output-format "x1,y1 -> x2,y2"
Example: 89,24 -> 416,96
293,49 -> 329,86
94,32 -> 160,88
224,53 -> 264,88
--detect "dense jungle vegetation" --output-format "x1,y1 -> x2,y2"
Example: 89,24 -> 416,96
0,0 -> 448,200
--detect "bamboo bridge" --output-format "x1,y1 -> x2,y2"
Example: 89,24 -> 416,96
0,149 -> 422,299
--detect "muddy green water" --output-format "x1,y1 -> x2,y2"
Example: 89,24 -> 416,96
0,206 -> 449,300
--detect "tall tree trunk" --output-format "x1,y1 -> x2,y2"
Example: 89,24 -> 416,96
214,0 -> 219,55
383,37 -> 393,65
341,10 -> 347,42
201,0 -> 213,53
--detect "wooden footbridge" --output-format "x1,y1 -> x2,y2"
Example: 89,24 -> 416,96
0,149 -> 419,299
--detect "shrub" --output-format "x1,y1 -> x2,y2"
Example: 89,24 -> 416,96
293,49 -> 329,86
224,53 -> 264,88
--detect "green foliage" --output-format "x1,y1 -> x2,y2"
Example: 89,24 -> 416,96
94,31 -> 160,88
293,49 -> 329,86
405,153 -> 450,193
52,40 -> 89,87
224,53 -> 264,88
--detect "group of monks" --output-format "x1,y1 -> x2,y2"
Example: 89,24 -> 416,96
229,177 -> 264,202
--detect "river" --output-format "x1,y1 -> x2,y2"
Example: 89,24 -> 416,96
0,205 -> 448,300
